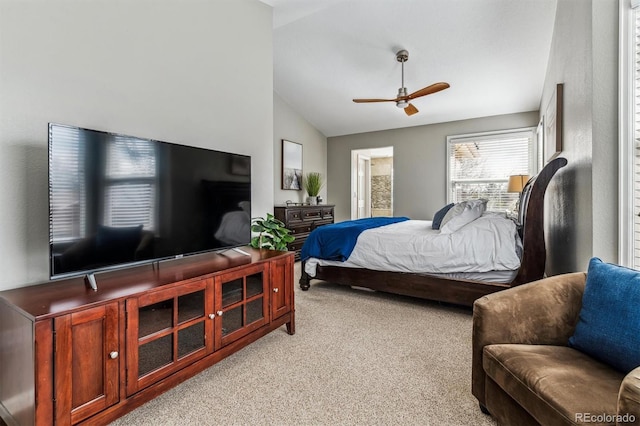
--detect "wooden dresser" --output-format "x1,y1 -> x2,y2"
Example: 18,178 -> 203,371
274,204 -> 335,260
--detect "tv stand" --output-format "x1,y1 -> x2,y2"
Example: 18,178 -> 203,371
84,272 -> 98,291
0,247 -> 294,425
231,246 -> 251,256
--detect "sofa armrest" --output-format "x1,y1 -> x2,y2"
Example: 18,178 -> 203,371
619,366 -> 640,423
472,272 -> 586,406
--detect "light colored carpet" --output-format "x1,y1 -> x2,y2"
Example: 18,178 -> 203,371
110,263 -> 496,426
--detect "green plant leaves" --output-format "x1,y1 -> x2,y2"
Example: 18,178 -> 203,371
249,214 -> 295,251
303,172 -> 324,197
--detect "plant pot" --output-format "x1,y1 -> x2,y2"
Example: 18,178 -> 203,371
306,196 -> 318,205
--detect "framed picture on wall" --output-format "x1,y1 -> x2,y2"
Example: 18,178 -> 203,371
282,139 -> 303,190
544,83 -> 563,163
536,116 -> 545,170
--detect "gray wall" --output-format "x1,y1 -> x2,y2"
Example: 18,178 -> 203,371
591,0 -> 619,263
540,0 -> 618,275
274,93 -> 327,205
327,111 -> 539,223
0,0 -> 273,290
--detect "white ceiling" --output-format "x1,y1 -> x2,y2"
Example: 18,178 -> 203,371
261,0 -> 557,137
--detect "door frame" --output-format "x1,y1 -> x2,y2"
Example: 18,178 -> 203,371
350,147 -> 394,219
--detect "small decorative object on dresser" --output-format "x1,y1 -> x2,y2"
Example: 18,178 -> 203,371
302,172 -> 324,206
274,204 -> 335,260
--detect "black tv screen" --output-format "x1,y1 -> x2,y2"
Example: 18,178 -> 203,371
48,123 -> 251,278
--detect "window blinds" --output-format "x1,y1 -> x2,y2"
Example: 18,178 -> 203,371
49,130 -> 157,243
49,125 -> 85,242
104,136 -> 157,230
633,7 -> 640,267
448,130 -> 533,211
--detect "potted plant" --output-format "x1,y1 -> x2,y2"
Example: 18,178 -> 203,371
303,172 -> 324,205
250,213 -> 295,251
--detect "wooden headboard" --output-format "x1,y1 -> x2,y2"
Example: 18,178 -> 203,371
512,156 -> 567,285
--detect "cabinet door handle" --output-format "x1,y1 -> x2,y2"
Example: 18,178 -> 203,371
216,310 -> 224,317
109,351 -> 119,359
273,288 -> 279,293
208,313 -> 215,319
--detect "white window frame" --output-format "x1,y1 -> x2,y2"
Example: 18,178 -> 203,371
619,0 -> 637,267
446,127 -> 538,210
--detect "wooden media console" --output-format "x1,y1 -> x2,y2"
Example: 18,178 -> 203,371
0,247 -> 294,425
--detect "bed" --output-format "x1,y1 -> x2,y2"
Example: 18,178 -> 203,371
298,157 -> 567,307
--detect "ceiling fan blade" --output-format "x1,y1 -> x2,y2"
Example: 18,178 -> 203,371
353,98 -> 398,103
407,82 -> 450,100
404,103 -> 419,116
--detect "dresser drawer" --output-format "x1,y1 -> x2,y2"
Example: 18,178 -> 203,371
286,209 -> 303,223
289,223 -> 312,235
321,208 -> 334,220
312,219 -> 333,229
301,209 -> 322,220
288,239 -> 306,252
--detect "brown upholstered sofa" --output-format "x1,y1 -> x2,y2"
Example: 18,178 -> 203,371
472,272 -> 640,425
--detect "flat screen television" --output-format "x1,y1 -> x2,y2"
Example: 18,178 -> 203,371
48,123 -> 251,279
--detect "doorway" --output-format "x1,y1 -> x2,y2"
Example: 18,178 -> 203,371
351,147 -> 394,219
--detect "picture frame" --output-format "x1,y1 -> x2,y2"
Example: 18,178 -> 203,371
536,116 -> 544,170
282,139 -> 303,190
544,83 -> 563,163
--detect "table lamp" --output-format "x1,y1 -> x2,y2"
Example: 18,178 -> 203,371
507,174 -> 530,214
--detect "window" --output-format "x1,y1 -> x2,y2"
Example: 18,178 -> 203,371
620,0 -> 640,268
447,128 -> 537,212
103,136 -> 157,230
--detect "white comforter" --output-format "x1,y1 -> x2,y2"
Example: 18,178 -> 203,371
304,214 -> 522,277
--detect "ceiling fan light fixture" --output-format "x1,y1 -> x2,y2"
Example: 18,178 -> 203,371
351,49 -> 450,116
396,87 -> 408,108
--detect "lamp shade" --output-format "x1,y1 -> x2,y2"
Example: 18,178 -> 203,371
507,174 -> 530,193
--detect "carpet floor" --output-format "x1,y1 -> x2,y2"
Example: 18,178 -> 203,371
110,264 -> 496,426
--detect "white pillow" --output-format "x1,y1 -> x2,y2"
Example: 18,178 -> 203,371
440,199 -> 487,234
439,202 -> 466,228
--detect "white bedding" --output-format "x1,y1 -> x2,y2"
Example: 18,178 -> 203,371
304,213 -> 522,278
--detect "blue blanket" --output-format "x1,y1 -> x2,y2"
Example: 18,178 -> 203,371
300,216 -> 410,262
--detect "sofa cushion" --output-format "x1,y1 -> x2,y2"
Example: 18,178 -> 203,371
483,344 -> 624,425
568,257 -> 640,373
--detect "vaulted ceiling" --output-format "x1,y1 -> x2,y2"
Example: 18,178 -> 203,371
261,0 -> 557,137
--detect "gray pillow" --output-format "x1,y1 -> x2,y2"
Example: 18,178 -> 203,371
440,202 -> 466,229
440,199 -> 488,234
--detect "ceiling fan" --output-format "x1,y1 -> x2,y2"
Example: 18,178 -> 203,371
353,49 -> 450,116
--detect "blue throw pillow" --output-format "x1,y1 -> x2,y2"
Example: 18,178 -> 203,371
432,203 -> 454,230
568,258 -> 640,373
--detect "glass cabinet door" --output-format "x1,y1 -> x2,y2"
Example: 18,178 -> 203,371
215,263 -> 269,349
126,278 -> 213,396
